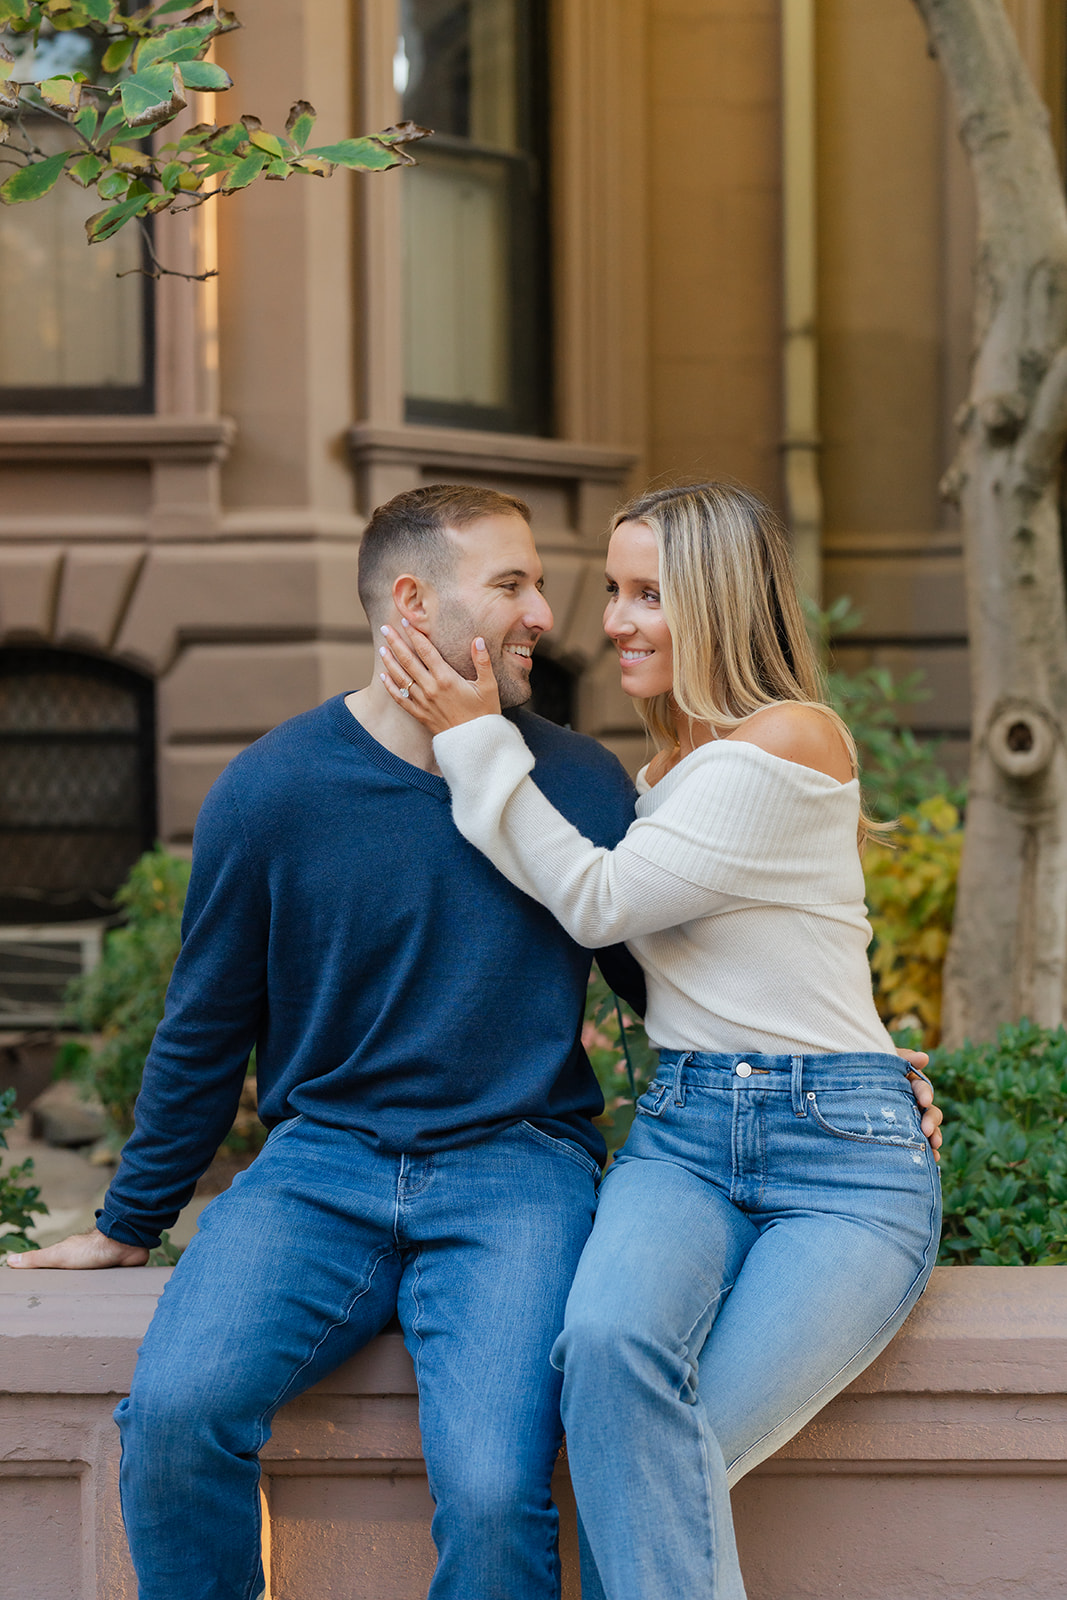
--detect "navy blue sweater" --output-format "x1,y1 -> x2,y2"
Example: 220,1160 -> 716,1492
98,697 -> 643,1247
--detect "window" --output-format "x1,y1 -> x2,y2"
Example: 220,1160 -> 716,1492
0,22 -> 154,413
398,0 -> 551,435
0,649 -> 156,926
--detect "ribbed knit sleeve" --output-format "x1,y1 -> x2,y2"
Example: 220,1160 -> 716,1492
432,716 -> 865,949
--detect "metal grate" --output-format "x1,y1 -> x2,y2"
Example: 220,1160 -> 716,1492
0,923 -> 104,1027
0,649 -> 156,925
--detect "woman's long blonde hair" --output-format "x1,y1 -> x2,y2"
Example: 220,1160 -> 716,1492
613,481 -> 876,841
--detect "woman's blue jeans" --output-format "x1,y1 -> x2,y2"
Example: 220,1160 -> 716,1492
114,1115 -> 600,1600
555,1052 -> 942,1600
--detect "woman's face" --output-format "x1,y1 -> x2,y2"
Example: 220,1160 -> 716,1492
603,520 -> 675,700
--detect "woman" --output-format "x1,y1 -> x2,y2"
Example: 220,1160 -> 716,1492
378,481 -> 942,1600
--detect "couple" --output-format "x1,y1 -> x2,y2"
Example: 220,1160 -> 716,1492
8,480 -> 943,1600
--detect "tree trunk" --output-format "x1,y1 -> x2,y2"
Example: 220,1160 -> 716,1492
912,0 -> 1067,1045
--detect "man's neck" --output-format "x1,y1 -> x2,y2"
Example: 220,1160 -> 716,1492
344,683 -> 440,773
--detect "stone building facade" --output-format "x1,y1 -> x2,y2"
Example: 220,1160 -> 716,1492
0,0 -> 1064,995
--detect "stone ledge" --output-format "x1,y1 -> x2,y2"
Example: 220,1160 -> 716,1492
2,1265 -> 1066,1600
347,422 -> 637,484
0,416 -> 235,464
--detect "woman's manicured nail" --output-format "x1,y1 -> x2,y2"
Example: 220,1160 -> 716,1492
475,637 -> 485,651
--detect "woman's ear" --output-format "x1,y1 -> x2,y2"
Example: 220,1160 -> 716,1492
392,573 -> 434,627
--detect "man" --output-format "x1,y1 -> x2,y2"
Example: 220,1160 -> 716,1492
7,484 -> 940,1600
8,485 -> 646,1600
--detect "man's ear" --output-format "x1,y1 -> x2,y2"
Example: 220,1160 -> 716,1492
392,573 -> 434,627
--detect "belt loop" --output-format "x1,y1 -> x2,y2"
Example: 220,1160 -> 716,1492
791,1055 -> 806,1117
672,1052 -> 689,1107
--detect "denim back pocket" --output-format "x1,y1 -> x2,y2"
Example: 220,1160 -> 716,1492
635,1082 -> 669,1119
805,1087 -> 925,1149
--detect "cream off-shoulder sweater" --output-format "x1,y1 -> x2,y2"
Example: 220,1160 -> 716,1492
432,716 -> 897,1057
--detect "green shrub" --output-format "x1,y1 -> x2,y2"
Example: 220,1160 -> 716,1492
818,596 -> 965,822
59,847 -> 191,1138
60,847 -> 265,1168
863,797 -> 963,1046
933,1021 -> 1067,1265
0,1087 -> 48,1252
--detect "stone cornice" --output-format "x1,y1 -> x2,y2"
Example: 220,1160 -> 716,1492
347,422 -> 637,484
0,416 -> 235,464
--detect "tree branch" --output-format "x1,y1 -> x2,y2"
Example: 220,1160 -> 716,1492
1015,343 -> 1067,490
29,96 -> 97,150
114,215 -> 219,283
911,0 -> 1067,263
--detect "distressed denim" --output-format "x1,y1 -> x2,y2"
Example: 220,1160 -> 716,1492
555,1051 -> 942,1600
114,1115 -> 600,1600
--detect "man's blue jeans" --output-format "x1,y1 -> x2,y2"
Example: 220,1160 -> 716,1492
555,1052 -> 942,1600
114,1115 -> 600,1600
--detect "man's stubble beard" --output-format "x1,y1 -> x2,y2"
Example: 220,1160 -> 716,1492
431,596 -> 532,710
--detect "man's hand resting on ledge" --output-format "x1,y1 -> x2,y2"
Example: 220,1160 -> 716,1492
5,1227 -> 148,1269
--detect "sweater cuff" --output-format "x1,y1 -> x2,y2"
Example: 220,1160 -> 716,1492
433,715 -> 535,784
95,1206 -> 167,1250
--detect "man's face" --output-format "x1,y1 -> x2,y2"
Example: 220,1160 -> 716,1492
430,515 -> 554,709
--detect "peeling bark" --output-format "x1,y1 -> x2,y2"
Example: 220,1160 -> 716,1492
912,0 -> 1067,1044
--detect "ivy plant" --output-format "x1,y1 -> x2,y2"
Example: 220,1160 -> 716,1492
0,0 -> 428,273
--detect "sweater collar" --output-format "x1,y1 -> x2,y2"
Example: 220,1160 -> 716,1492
329,695 -> 451,801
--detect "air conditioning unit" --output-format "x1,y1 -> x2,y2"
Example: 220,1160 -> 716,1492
0,924 -> 105,1031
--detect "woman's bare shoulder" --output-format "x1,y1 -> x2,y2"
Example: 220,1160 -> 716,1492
725,704 -> 854,784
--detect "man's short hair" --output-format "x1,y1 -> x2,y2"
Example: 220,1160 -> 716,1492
357,484 -> 532,622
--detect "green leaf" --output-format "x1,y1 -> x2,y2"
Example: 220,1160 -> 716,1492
249,128 -> 285,158
0,148 -> 70,203
173,120 -> 214,149
159,157 -> 183,189
151,0 -> 194,15
79,0 -> 112,20
0,66 -> 19,111
208,121 -> 247,155
101,35 -> 135,73
69,150 -> 105,185
109,141 -> 152,171
221,146 -> 266,190
96,167 -> 130,199
285,99 -> 315,150
302,136 -> 407,171
177,59 -> 231,91
98,101 -> 129,139
73,104 -> 99,139
0,0 -> 30,20
38,74 -> 82,110
86,186 -> 171,242
120,62 -> 185,129
136,22 -> 215,68
187,150 -> 231,177
291,154 -> 332,178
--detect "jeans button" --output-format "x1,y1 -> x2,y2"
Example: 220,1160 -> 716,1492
735,1062 -> 753,1077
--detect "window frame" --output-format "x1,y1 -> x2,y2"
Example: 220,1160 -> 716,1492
0,103 -> 156,416
402,0 -> 553,437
